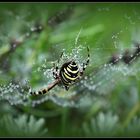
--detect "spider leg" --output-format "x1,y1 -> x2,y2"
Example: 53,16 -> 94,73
52,63 -> 59,79
53,70 -> 58,79
65,85 -> 69,91
80,46 -> 90,76
30,79 -> 60,95
52,51 -> 64,79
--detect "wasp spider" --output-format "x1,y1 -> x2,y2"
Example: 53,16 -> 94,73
30,47 -> 90,95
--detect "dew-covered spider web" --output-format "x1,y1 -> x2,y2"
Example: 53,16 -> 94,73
0,4 -> 140,108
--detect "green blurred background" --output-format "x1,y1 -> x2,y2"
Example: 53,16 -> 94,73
0,3 -> 140,137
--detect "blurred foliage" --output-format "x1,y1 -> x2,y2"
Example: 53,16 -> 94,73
0,114 -> 47,137
0,2 -> 140,137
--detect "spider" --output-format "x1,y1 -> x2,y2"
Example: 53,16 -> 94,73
30,46 -> 90,95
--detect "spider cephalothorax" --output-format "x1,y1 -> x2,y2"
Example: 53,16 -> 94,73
30,47 -> 90,95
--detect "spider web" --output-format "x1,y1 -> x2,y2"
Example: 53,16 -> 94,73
0,4 -> 140,108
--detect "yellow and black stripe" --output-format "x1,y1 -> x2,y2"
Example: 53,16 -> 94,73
60,61 -> 80,90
